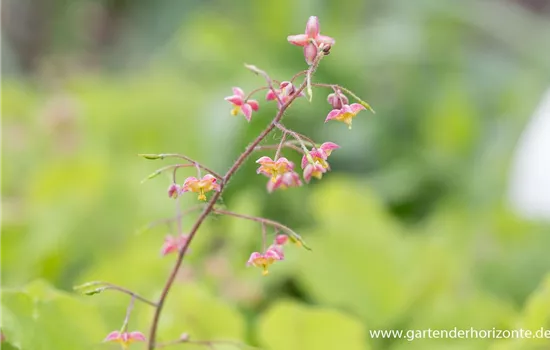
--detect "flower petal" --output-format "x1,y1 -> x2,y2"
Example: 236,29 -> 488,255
325,109 -> 341,122
232,87 -> 245,98
104,331 -> 121,342
266,89 -> 278,101
247,252 -> 262,266
129,331 -> 146,342
303,42 -> 317,65
247,100 -> 259,111
202,174 -> 217,183
224,95 -> 244,106
287,34 -> 309,46
303,164 -> 313,183
320,142 -> 340,152
241,103 -> 252,122
305,16 -> 320,38
301,154 -> 309,169
349,103 -> 366,114
316,35 -> 335,46
256,156 -> 273,164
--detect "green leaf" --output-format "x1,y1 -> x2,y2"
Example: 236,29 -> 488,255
1,280 -> 107,350
137,283 -> 246,343
258,300 -> 368,350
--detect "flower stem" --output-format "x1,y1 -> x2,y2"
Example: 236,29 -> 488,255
274,132 -> 287,160
244,86 -> 270,101
254,143 -> 305,154
74,281 -> 157,307
139,153 -> 223,180
212,208 -> 310,250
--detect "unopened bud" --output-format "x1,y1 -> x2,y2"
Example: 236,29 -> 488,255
327,92 -> 349,109
168,183 -> 181,198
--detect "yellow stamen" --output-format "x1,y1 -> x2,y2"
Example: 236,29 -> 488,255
231,106 -> 240,116
198,190 -> 206,201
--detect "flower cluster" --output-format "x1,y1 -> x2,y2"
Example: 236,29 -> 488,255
89,14 -> 375,350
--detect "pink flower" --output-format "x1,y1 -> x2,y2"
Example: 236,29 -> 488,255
301,142 -> 340,169
161,234 -> 189,256
325,103 -> 366,129
267,171 -> 302,193
303,162 -> 327,183
167,183 -> 180,199
266,81 -> 304,109
267,244 -> 285,260
104,330 -> 145,348
327,92 -> 349,109
247,248 -> 283,276
256,156 -> 294,182
181,174 -> 220,201
224,87 -> 259,122
287,16 -> 335,65
275,234 -> 288,245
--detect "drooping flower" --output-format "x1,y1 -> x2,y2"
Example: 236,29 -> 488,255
266,81 -> 304,109
167,183 -> 180,199
267,171 -> 302,193
287,16 -> 335,64
247,248 -> 283,276
267,244 -> 285,260
161,234 -> 189,256
104,331 -> 145,349
325,103 -> 366,129
301,142 -> 340,169
256,156 -> 294,182
327,92 -> 349,110
181,174 -> 221,201
303,162 -> 327,183
224,87 -> 259,122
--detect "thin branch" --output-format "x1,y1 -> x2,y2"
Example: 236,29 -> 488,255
274,123 -> 317,149
244,86 -> 270,101
136,206 -> 205,234
140,153 -> 223,180
274,132 -> 287,160
142,164 -> 195,183
212,208 -> 310,250
120,296 -> 136,332
254,143 -> 305,154
244,64 -> 283,107
74,281 -> 157,307
262,222 -> 267,252
290,70 -> 307,83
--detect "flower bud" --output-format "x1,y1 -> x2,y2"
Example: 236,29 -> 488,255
275,234 -> 289,245
327,92 -> 349,110
167,183 -> 180,198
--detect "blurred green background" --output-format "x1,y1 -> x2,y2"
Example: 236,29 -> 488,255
2,0 -> 550,349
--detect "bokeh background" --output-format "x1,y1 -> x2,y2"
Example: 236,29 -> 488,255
2,0 -> 550,349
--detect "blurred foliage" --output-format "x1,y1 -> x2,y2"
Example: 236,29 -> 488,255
2,0 -> 550,349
